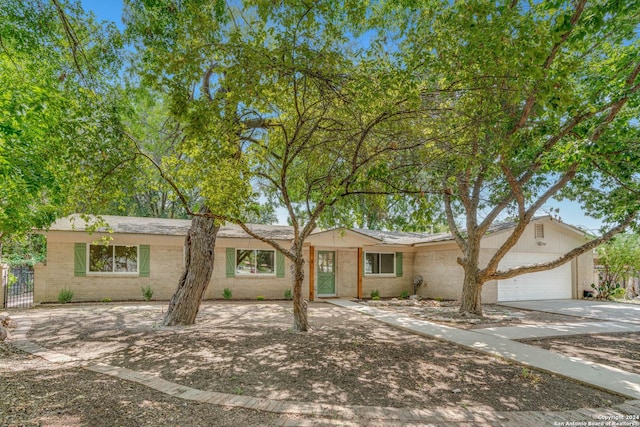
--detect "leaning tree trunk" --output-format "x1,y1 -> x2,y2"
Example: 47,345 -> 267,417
290,246 -> 309,332
163,207 -> 219,326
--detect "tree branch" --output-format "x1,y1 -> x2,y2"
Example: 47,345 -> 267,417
507,0 -> 587,135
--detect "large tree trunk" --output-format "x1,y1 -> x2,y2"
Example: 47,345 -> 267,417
163,207 -> 219,326
291,245 -> 308,332
459,267 -> 483,316
458,233 -> 484,316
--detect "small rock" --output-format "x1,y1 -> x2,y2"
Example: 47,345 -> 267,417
409,295 -> 420,300
468,319 -> 482,324
1,316 -> 16,329
452,389 -> 462,394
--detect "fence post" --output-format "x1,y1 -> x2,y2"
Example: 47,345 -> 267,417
1,264 -> 7,309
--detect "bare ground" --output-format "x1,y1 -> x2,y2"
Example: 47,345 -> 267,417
0,301 -> 627,426
0,343 -> 277,427
520,332 -> 640,375
365,298 -> 596,329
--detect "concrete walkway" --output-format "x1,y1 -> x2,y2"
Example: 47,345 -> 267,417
328,299 -> 640,401
475,320 -> 640,340
6,308 -> 640,426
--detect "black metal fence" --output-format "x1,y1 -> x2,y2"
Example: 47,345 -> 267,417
2,266 -> 34,309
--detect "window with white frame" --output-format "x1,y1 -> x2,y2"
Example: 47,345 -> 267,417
89,244 -> 138,273
365,252 -> 395,275
535,223 -> 545,239
235,249 -> 275,275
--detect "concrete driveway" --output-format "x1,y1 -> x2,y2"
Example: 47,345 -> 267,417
498,299 -> 640,325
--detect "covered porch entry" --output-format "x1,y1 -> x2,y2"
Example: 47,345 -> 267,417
306,229 -> 382,301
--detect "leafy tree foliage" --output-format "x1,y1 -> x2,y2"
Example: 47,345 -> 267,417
596,234 -> 640,297
0,233 -> 46,267
0,0 -> 127,257
124,0 -> 427,330
390,0 -> 640,314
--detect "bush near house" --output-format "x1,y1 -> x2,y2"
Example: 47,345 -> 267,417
57,287 -> 73,304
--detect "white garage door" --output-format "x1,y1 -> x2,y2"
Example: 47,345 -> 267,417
497,253 -> 572,302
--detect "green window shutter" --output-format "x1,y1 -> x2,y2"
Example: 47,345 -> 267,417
396,252 -> 403,277
276,251 -> 285,278
139,245 -> 150,277
74,243 -> 86,277
226,248 -> 235,278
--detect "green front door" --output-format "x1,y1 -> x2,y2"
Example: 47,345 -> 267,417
317,251 -> 336,295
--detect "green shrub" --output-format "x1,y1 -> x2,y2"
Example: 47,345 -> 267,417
58,287 -> 73,304
256,295 -> 265,301
612,287 -> 627,299
284,289 -> 293,300
7,273 -> 16,288
222,287 -> 232,300
591,281 -> 623,300
370,289 -> 380,299
400,290 -> 410,299
141,285 -> 154,301
101,297 -> 112,303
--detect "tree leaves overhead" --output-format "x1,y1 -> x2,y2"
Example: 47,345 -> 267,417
379,0 -> 640,314
123,0 -> 426,226
1,0 -> 128,238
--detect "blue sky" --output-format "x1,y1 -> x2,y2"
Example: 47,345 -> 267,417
80,0 -> 605,232
83,0 -> 124,27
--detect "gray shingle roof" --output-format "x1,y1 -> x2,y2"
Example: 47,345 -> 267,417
413,216 -> 586,245
45,215 -> 296,240
46,215 -> 580,246
46,215 -> 436,245
351,228 -> 433,245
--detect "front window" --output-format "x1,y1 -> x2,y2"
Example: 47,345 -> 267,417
365,252 -> 395,275
89,245 -> 138,273
236,249 -> 275,275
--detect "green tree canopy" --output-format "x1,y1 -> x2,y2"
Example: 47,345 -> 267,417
1,0 -> 128,243
123,0 -> 430,330
596,234 -> 640,290
390,0 -> 640,314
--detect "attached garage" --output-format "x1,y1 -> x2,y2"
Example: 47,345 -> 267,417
413,216 -> 593,304
497,253 -> 572,301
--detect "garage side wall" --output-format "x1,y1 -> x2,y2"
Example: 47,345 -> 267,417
576,251 -> 594,298
413,244 -> 497,303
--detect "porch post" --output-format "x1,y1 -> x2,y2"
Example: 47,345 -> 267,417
357,247 -> 363,299
309,246 -> 315,301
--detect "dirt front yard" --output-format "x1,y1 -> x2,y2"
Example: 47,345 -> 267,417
521,332 -> 640,375
365,298 -> 597,329
0,301 -> 627,426
0,343 -> 277,427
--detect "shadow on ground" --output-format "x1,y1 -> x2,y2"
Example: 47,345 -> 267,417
21,302 -> 624,412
